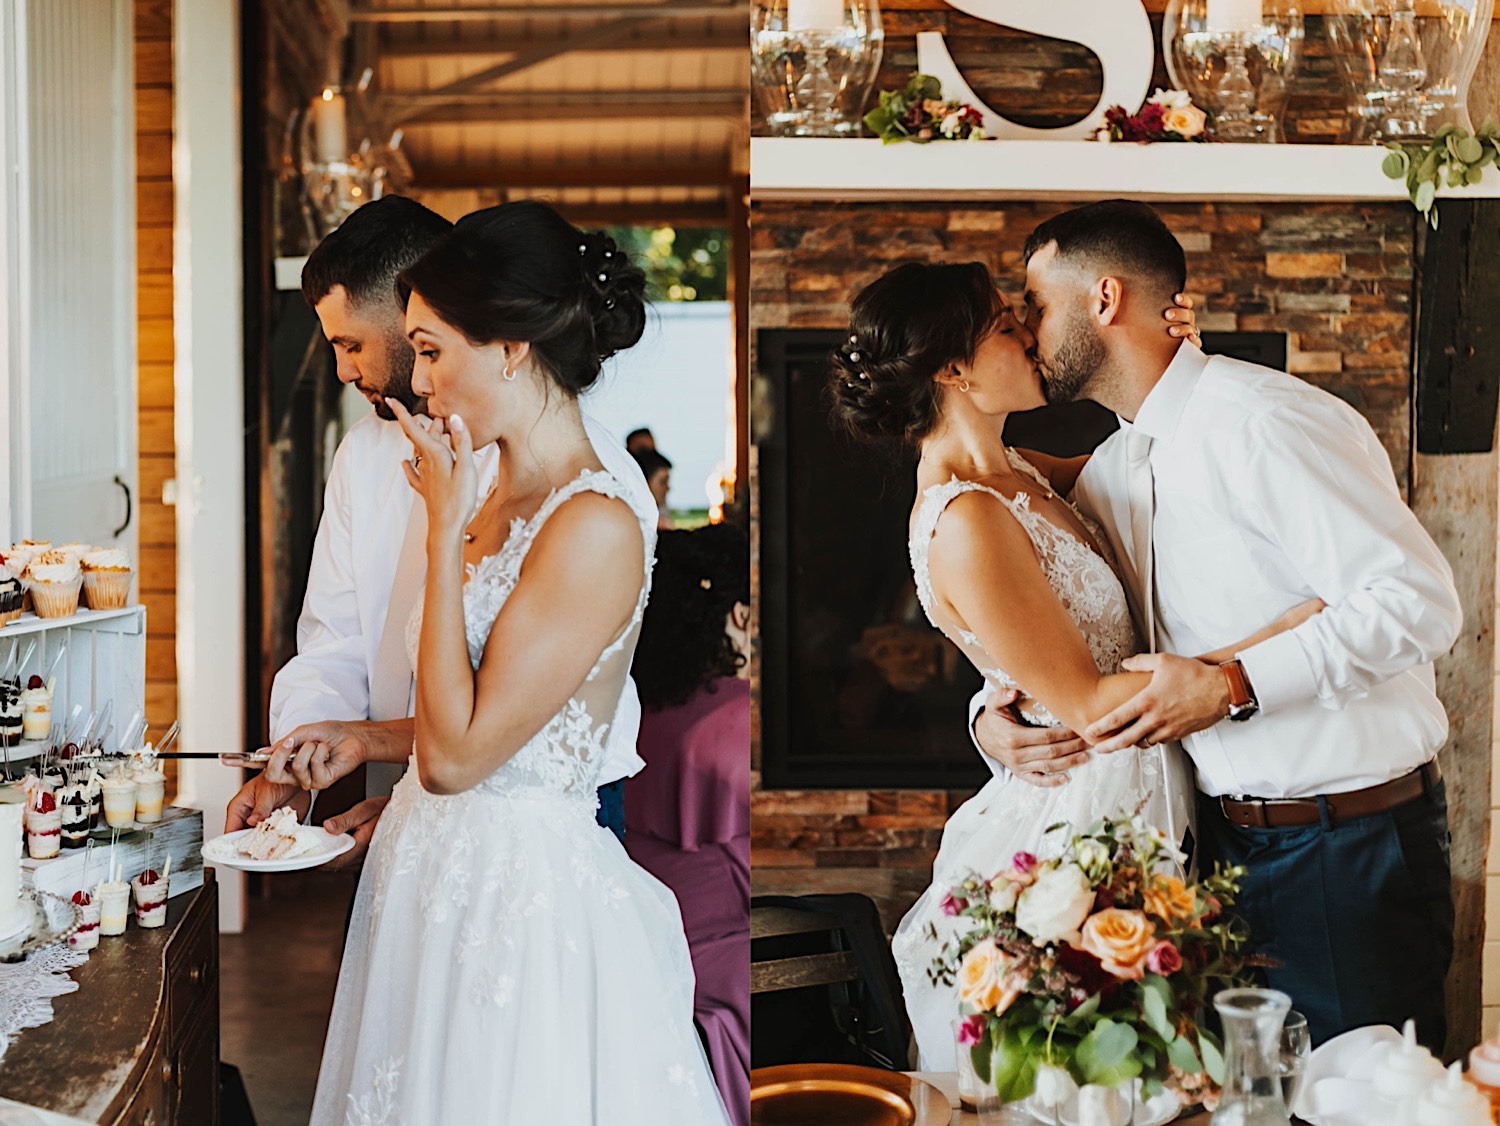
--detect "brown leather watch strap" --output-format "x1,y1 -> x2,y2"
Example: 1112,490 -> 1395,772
1222,659 -> 1255,710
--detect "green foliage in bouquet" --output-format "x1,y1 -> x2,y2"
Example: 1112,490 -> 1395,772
1382,121 -> 1500,229
863,73 -> 985,145
931,815 -> 1250,1110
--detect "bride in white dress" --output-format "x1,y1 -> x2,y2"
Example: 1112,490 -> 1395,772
828,261 -> 1321,1072
309,202 -> 729,1124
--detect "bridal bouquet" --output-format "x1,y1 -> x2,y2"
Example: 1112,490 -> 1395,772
929,815 -> 1248,1111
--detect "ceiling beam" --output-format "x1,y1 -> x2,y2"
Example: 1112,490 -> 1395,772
379,27 -> 744,57
350,4 -> 736,21
539,200 -> 731,227
392,89 -> 744,124
413,161 -> 731,189
388,16 -> 634,124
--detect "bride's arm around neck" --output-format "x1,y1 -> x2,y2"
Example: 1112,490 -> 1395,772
413,492 -> 644,795
928,489 -> 1150,739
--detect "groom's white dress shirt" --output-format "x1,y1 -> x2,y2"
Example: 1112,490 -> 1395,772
267,409 -> 650,786
1073,342 -> 1462,800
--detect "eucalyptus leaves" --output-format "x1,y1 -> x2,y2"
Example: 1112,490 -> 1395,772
1382,121 -> 1500,228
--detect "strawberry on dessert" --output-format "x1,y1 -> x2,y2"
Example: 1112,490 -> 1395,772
23,789 -> 60,860
68,889 -> 100,951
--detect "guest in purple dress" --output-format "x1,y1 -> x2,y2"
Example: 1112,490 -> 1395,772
627,523 -> 750,1126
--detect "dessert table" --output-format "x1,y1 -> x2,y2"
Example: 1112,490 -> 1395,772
0,874 -> 219,1125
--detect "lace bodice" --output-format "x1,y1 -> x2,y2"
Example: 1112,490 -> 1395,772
405,469 -> 653,800
910,449 -> 1138,726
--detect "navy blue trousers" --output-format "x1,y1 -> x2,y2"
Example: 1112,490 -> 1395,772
1194,777 -> 1452,1053
595,779 -> 625,843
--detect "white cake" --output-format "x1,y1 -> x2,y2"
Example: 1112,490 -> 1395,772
0,787 -> 26,937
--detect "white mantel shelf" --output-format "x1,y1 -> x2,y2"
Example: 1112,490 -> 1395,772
750,138 -> 1500,204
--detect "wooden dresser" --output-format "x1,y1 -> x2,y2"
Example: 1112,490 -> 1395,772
0,872 -> 220,1125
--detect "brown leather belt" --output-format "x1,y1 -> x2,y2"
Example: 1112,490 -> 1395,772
1218,761 -> 1440,829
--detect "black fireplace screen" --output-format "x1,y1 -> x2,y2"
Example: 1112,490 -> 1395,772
756,328 -> 1287,790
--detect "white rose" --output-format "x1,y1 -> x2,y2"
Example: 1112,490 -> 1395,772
1014,863 -> 1095,944
1149,87 -> 1190,109
988,878 -> 1020,913
940,113 -> 962,137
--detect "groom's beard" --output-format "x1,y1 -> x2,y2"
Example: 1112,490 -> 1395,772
371,333 -> 425,421
1039,312 -> 1107,405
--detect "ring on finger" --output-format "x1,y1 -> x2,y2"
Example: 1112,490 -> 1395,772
410,453 -> 423,473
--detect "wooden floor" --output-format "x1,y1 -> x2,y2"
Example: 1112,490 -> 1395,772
220,871 -> 358,1126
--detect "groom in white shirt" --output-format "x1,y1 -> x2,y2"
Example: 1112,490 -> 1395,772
226,196 -> 651,857
976,200 -> 1461,1051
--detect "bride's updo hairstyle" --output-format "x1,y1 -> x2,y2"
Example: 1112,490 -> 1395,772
829,261 -> 1005,445
397,200 -> 647,395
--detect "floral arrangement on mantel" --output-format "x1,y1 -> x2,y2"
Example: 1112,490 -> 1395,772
1091,89 -> 1213,144
930,815 -> 1249,1113
1383,121 -> 1500,228
864,73 -> 985,144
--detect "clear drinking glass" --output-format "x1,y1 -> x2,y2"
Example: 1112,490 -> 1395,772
1211,987 -> 1294,1125
1278,1010 -> 1310,1113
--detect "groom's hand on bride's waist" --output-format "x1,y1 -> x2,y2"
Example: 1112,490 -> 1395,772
1086,653 -> 1231,754
974,689 -> 1091,788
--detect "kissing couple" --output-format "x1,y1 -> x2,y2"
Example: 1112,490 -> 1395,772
829,200 -> 1460,1067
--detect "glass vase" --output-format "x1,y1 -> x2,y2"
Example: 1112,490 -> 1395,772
1210,987 -> 1293,1125
1163,0 -> 1304,143
1327,0 -> 1494,143
751,0 -> 884,136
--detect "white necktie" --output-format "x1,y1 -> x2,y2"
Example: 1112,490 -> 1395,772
1125,428 -> 1157,653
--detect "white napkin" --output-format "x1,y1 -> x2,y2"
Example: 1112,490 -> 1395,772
1295,1024 -> 1406,1124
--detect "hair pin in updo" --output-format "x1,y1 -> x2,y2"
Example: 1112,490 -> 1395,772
578,242 -> 587,254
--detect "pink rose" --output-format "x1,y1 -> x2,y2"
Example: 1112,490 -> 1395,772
1011,851 -> 1038,874
940,892 -> 967,917
956,1013 -> 987,1046
1146,941 -> 1183,976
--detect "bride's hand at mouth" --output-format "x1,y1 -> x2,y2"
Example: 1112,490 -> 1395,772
388,397 -> 478,543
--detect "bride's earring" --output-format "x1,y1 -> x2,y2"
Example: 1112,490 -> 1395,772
503,365 -> 516,382
959,380 -> 971,393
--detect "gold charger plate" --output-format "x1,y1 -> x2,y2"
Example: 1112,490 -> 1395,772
751,1064 -> 950,1126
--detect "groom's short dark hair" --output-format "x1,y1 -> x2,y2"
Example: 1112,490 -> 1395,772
301,195 -> 452,310
1023,200 -> 1187,296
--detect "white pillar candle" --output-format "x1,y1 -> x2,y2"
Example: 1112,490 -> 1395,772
312,89 -> 348,165
1205,0 -> 1261,33
786,0 -> 844,32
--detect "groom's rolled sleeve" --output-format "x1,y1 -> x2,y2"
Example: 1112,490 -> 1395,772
268,440 -> 371,741
1232,409 -> 1462,715
968,688 -> 1010,780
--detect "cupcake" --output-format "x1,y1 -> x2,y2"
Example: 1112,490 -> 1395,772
79,548 -> 131,610
23,551 -> 81,618
0,557 -> 21,626
5,544 -> 45,612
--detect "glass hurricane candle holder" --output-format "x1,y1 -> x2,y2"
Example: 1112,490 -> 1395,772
1164,0 -> 1304,142
751,0 -> 884,136
1328,0 -> 1494,143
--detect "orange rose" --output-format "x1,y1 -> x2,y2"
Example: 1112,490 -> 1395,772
1078,908 -> 1157,980
1143,876 -> 1196,924
957,939 -> 1025,1015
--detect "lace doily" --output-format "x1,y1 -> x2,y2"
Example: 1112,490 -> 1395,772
0,942 -> 87,1060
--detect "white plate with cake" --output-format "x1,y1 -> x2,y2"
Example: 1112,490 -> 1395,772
201,806 -> 354,872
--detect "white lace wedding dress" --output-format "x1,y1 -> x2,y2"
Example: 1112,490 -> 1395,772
891,449 -> 1191,1071
310,469 -> 730,1126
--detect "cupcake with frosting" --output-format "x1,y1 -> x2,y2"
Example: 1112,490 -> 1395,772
6,543 -> 47,611
24,551 -> 81,618
80,547 -> 131,610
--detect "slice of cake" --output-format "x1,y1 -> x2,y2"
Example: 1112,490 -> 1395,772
237,806 -> 318,861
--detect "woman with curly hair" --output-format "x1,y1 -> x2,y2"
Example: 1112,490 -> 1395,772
626,522 -> 751,1126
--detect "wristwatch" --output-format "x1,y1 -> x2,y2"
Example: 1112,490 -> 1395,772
1222,659 -> 1259,722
